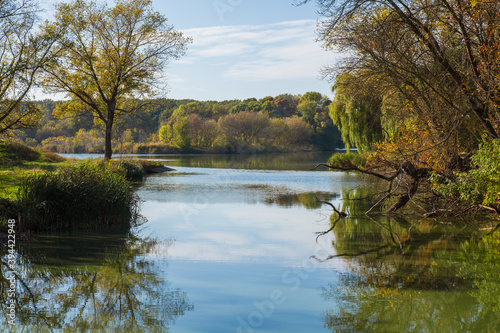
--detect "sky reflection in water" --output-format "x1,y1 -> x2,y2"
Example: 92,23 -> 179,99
135,158 -> 354,332
4,154 -> 497,332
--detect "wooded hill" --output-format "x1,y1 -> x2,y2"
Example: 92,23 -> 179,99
13,92 -> 343,154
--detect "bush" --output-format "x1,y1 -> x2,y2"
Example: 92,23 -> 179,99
133,142 -> 178,154
18,159 -> 142,231
433,139 -> 500,206
328,152 -> 367,169
116,159 -> 146,181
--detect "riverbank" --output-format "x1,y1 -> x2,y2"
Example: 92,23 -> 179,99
0,140 -> 174,234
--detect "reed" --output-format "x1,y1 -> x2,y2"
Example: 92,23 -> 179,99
115,159 -> 146,181
17,159 -> 142,232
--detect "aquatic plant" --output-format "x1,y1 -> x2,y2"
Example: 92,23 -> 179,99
17,159 -> 142,231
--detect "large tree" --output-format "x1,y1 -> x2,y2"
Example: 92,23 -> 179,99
300,0 -> 500,142
40,0 -> 191,159
298,0 -> 500,214
0,0 -> 52,135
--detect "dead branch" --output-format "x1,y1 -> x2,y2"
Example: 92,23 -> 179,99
317,198 -> 348,217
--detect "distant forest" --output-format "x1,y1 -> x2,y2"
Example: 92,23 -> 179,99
16,92 -> 344,154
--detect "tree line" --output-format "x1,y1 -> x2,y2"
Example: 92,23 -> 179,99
0,0 -> 344,156
17,93 -> 343,154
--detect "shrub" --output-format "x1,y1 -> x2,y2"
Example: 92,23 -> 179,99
116,159 -> 146,181
18,159 -> 142,232
328,152 -> 367,169
433,139 -> 500,206
133,143 -> 177,154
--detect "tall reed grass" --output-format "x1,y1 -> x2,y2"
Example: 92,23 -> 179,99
18,159 -> 142,231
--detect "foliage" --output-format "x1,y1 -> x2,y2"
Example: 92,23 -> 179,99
0,0 -> 51,135
459,231 -> 500,314
293,0 -> 500,214
328,152 -> 366,170
330,74 -> 385,152
0,140 -> 67,204
218,112 -> 271,152
158,109 -> 317,153
171,117 -> 192,151
15,92 -> 345,154
17,159 -> 141,231
433,139 -> 500,206
39,0 -> 191,159
116,159 -> 146,181
312,0 -> 500,140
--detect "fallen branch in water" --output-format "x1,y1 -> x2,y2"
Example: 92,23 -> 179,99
317,198 -> 348,217
310,244 -> 395,261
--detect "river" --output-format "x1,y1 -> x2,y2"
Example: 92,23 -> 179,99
1,152 -> 499,332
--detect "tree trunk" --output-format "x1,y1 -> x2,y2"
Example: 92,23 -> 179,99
104,104 -> 116,160
385,180 -> 419,213
104,122 -> 113,160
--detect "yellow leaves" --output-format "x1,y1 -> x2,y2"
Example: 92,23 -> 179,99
366,124 -> 451,171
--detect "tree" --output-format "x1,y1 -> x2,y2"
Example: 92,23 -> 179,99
40,0 -> 191,159
218,112 -> 271,152
301,0 -> 500,141
297,0 -> 500,214
172,117 -> 191,151
330,73 -> 385,152
0,0 -> 53,135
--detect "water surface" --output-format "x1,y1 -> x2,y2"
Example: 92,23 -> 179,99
2,152 -> 499,332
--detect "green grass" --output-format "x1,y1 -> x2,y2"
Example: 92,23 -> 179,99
0,140 -> 169,233
0,140 -> 70,200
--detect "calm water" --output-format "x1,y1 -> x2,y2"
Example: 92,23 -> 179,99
2,152 -> 499,332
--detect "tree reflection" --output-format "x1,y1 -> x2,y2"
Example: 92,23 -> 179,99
265,191 -> 339,209
166,152 -> 335,170
318,210 -> 500,332
0,233 -> 193,331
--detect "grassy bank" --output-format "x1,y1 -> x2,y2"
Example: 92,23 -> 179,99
0,140 -> 169,233
0,140 -> 69,200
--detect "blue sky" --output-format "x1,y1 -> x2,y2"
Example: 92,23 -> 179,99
39,0 -> 339,101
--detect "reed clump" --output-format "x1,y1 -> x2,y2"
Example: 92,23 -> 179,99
18,159 -> 142,232
116,159 -> 146,181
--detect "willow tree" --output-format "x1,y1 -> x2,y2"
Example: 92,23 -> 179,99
40,0 -> 191,159
329,74 -> 384,152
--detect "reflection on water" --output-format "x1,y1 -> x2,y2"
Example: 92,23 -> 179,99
159,152 -> 337,170
0,232 -> 193,331
2,153 -> 500,332
316,192 -> 500,332
139,166 -> 355,208
60,151 -> 337,171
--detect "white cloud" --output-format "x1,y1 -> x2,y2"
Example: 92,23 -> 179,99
177,19 -> 335,82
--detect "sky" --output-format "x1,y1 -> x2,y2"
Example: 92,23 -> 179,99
39,0 -> 340,101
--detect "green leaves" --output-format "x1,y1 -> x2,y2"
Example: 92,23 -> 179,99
433,139 -> 500,206
39,0 -> 191,158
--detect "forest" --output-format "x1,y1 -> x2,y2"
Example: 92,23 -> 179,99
15,93 -> 344,155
